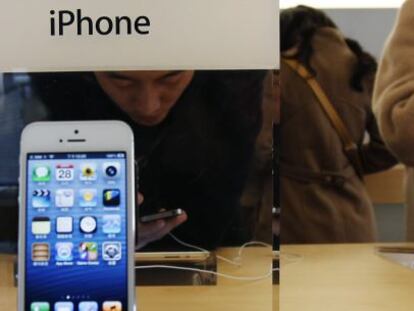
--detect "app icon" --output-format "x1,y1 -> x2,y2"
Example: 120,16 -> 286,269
56,217 -> 73,234
56,163 -> 75,182
102,215 -> 121,234
55,189 -> 75,208
80,163 -> 97,181
31,302 -> 50,311
32,165 -> 51,182
102,242 -> 122,261
102,301 -> 122,311
32,243 -> 50,262
79,242 -> 98,261
80,216 -> 97,234
103,162 -> 121,179
54,302 -> 74,311
103,189 -> 120,207
32,217 -> 51,235
78,301 -> 98,311
79,189 -> 98,208
32,189 -> 51,208
55,242 -> 74,261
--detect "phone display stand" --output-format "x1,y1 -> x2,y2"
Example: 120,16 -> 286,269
135,254 -> 217,286
273,257 -> 279,285
273,236 -> 279,285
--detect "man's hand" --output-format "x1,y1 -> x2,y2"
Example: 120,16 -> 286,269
136,192 -> 187,250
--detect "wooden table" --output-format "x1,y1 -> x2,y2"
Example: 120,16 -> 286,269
280,244 -> 414,311
0,247 -> 273,311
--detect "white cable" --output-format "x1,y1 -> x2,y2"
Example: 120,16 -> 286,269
135,264 -> 273,281
138,235 -> 277,281
168,233 -> 242,266
237,241 -> 272,260
216,254 -> 243,266
168,233 -> 209,254
168,233 -> 271,267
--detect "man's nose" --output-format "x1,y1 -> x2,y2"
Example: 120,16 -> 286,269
132,86 -> 161,114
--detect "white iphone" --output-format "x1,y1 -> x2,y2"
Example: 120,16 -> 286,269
18,121 -> 136,311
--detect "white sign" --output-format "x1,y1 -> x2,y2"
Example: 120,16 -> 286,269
0,0 -> 279,72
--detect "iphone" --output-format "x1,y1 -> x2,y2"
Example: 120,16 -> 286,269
18,121 -> 136,311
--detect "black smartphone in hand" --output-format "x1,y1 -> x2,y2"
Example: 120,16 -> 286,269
140,209 -> 183,223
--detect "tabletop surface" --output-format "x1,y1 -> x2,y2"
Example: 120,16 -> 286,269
0,247 -> 273,311
279,243 -> 414,311
8,243 -> 412,310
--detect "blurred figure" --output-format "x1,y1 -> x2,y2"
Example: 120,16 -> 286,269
280,6 -> 398,243
0,73 -> 47,252
29,70 -> 267,250
373,0 -> 414,241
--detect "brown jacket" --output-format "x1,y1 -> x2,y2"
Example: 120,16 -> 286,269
281,28 -> 397,244
373,0 -> 414,241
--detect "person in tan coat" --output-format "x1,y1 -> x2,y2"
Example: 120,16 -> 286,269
373,0 -> 414,241
280,6 -> 398,244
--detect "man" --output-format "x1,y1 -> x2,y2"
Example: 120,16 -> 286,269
31,70 -> 267,249
94,71 -> 193,248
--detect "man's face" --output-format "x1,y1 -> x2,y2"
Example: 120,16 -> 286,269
94,71 -> 195,126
